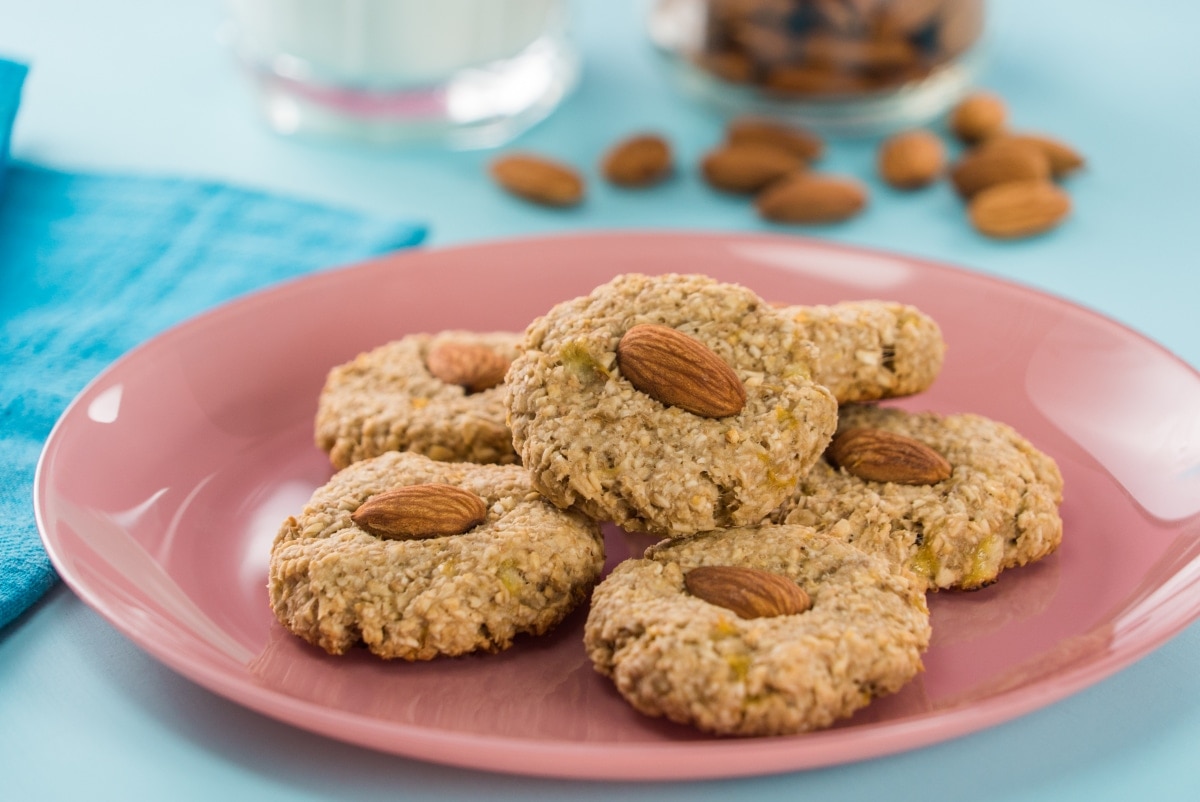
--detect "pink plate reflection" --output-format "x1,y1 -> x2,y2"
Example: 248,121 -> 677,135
34,232 -> 1200,780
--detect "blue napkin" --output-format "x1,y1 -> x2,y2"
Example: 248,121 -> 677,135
0,59 -> 427,632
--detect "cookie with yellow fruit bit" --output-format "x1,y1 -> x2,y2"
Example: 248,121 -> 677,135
269,451 -> 604,660
315,330 -> 522,469
506,273 -> 838,537
584,523 -> 931,736
770,404 -> 1063,591
781,300 -> 946,404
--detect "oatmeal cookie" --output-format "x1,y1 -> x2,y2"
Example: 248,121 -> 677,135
315,331 -> 521,469
782,300 -> 945,404
269,452 -> 604,660
506,273 -> 838,536
771,405 -> 1063,591
584,524 -> 931,736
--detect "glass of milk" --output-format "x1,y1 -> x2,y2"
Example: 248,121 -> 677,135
224,0 -> 579,148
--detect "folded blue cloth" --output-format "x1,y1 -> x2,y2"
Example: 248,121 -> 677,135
0,118 -> 426,629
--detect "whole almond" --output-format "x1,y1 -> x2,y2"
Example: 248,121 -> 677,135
877,129 -> 946,189
699,51 -> 754,84
765,65 -> 873,98
968,179 -> 1071,239
701,143 -> 804,193
726,116 -> 825,163
949,92 -> 1007,144
986,133 -> 1085,178
879,0 -> 946,34
489,153 -> 584,207
950,144 -> 1050,199
685,565 -> 812,619
827,427 -> 952,484
601,133 -> 673,187
804,32 -> 919,72
351,484 -> 488,540
426,342 -> 511,393
616,324 -> 746,418
755,173 -> 868,224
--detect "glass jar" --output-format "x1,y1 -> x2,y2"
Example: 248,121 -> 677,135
224,0 -> 580,149
649,0 -> 986,136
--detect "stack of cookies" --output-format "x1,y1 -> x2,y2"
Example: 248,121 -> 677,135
268,271 -> 1063,738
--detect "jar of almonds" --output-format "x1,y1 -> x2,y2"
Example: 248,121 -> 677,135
648,0 -> 986,136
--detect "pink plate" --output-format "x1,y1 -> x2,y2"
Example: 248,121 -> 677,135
35,232 -> 1200,780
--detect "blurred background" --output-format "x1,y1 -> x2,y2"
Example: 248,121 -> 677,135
3,1 -> 1200,801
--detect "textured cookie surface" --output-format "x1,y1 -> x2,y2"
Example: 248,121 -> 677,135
772,405 -> 1063,591
316,331 -> 521,469
785,300 -> 945,404
506,273 -> 838,536
269,452 -> 604,660
584,524 -> 931,736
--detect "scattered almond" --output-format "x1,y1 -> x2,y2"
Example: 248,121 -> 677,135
949,92 -> 1007,144
968,179 -> 1071,239
351,484 -> 488,540
684,565 -> 812,619
601,133 -> 674,187
755,173 -> 868,224
950,144 -> 1050,198
986,133 -> 1085,178
726,116 -> 825,163
426,342 -> 510,393
616,323 -> 746,418
701,143 -> 805,193
877,129 -> 946,189
827,427 -> 952,484
489,153 -> 584,207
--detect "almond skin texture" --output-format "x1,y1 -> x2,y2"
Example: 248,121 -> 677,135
987,133 -> 1085,178
756,174 -> 868,224
726,116 -> 825,163
426,342 -> 511,393
827,427 -> 952,485
950,144 -> 1050,199
616,323 -> 747,418
968,179 -> 1071,239
351,484 -> 488,540
489,153 -> 584,207
601,133 -> 673,187
949,92 -> 1007,144
701,143 -> 805,193
684,565 -> 812,619
878,129 -> 946,189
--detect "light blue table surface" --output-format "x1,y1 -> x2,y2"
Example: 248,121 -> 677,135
3,1 -> 1199,799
